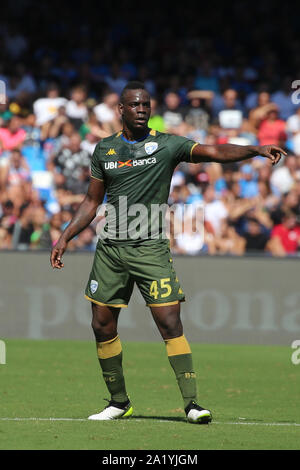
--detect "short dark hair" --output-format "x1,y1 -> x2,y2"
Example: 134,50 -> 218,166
120,81 -> 147,103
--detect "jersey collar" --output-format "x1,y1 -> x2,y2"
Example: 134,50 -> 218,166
117,129 -> 156,144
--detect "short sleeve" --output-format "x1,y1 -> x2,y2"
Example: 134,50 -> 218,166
91,143 -> 104,180
168,135 -> 198,164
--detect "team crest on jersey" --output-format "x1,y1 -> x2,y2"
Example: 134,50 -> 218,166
90,280 -> 98,294
144,142 -> 158,155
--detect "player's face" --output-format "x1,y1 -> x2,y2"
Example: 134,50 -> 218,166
119,89 -> 151,132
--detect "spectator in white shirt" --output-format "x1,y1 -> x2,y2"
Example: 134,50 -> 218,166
203,184 -> 228,236
66,84 -> 88,129
93,90 -> 121,134
33,83 -> 67,126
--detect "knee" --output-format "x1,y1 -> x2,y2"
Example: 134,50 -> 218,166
91,318 -> 118,341
91,307 -> 118,342
155,310 -> 183,339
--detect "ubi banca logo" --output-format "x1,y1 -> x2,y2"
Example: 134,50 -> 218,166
105,157 -> 156,170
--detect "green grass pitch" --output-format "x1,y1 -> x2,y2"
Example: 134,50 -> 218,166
0,339 -> 299,450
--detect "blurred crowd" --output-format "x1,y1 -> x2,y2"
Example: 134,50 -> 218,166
0,0 -> 300,256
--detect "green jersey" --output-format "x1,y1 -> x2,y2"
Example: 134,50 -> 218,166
91,129 -> 197,244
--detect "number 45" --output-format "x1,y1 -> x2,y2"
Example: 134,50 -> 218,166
149,278 -> 172,299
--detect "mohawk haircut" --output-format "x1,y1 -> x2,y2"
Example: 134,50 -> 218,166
120,81 -> 147,103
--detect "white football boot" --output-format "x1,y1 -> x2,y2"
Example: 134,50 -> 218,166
88,399 -> 133,421
185,401 -> 212,424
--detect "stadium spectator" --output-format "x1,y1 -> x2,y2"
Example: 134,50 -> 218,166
161,91 -> 185,133
270,154 -> 298,195
238,163 -> 259,199
79,109 -> 109,143
29,206 -> 50,249
4,62 -> 37,101
286,107 -> 300,155
269,189 -> 300,227
38,212 -> 64,250
202,184 -> 228,236
0,0 -> 299,258
172,215 -> 205,255
185,90 -> 213,133
73,225 -> 97,251
3,24 -> 28,60
193,60 -> 220,93
49,132 -> 91,193
0,148 -> 31,190
11,203 -> 34,250
271,77 -> 298,121
43,106 -> 70,142
207,219 -> 245,255
213,88 -> 244,128
0,116 -> 26,153
257,105 -> 287,147
0,199 -> 16,249
148,98 -> 166,133
247,91 -> 274,133
65,85 -> 88,130
268,209 -> 300,256
104,62 -> 128,95
33,83 -> 67,127
93,90 -> 121,134
242,217 -> 270,253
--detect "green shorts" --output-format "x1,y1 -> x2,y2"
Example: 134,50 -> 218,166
85,239 -> 185,308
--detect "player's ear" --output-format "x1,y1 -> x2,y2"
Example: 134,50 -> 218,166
118,103 -> 124,116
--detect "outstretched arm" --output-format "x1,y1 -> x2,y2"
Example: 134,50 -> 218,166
191,143 -> 286,166
50,177 -> 105,269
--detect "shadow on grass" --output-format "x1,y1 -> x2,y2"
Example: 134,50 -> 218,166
132,415 -> 187,423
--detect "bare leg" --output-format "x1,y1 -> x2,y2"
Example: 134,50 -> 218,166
91,303 -> 120,342
150,302 -> 183,339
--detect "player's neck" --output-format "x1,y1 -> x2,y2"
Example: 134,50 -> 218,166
122,126 -> 150,142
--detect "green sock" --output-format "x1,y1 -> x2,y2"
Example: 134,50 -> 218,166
164,335 -> 197,409
96,336 -> 128,403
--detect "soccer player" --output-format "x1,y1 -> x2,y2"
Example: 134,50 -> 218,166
50,81 -> 285,423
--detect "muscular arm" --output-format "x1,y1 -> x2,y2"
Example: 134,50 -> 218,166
50,177 -> 105,268
191,143 -> 286,165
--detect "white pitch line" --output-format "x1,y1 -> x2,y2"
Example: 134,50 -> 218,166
0,417 -> 300,427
